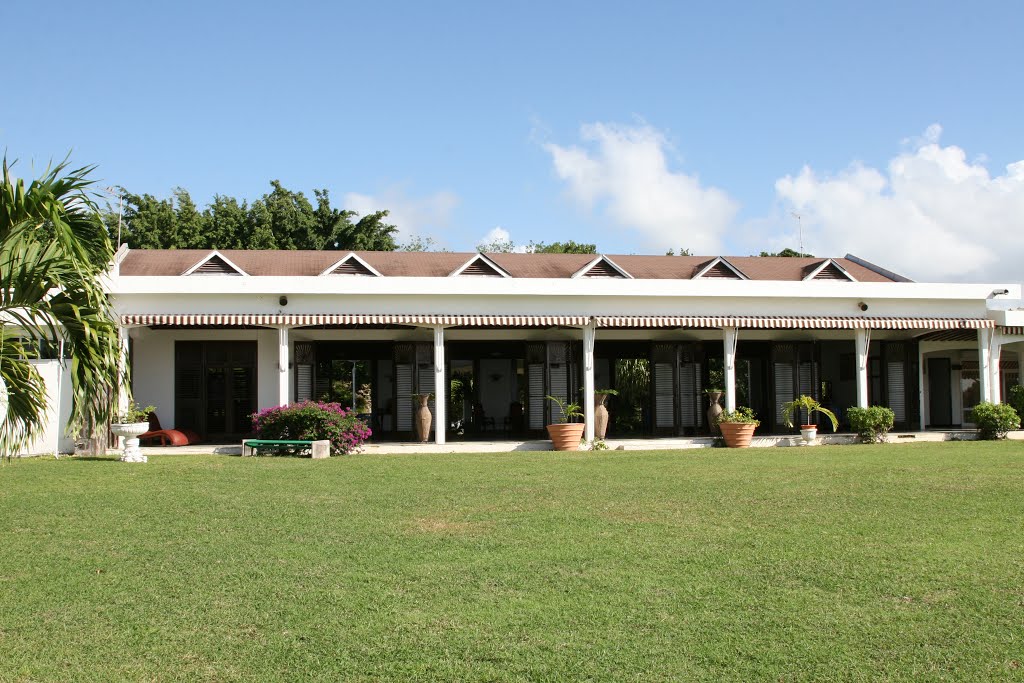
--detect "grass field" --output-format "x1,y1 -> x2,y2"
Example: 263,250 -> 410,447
2,442 -> 1023,682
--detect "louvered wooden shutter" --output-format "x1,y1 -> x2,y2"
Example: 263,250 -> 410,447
294,342 -> 315,402
394,343 -> 414,432
547,343 -> 568,423
526,343 -> 545,429
680,350 -> 702,429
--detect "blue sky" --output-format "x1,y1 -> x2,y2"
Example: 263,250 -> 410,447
3,1 -> 1023,281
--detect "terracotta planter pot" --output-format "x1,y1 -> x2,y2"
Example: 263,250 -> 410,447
414,394 -> 432,442
547,423 -> 585,451
706,392 -> 723,434
594,394 -> 610,439
719,422 -> 756,448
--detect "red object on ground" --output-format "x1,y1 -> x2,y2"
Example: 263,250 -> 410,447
138,413 -> 202,446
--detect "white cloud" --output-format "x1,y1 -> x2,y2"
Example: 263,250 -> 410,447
544,122 -> 739,253
343,187 -> 459,240
775,124 -> 1024,282
476,226 -> 530,252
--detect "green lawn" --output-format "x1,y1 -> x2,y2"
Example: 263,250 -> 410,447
2,443 -> 1023,682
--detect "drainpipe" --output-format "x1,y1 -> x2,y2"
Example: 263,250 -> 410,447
723,326 -> 738,413
277,326 -> 290,407
989,330 -> 1002,404
855,329 -> 871,408
433,325 -> 446,445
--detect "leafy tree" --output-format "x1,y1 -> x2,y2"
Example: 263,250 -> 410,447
112,181 -> 398,251
1,157 -> 125,455
478,237 -> 516,253
205,195 -> 249,249
528,240 -> 597,254
399,235 -> 444,252
665,248 -> 692,256
759,248 -> 813,257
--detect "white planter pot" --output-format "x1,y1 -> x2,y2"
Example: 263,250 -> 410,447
799,426 -> 818,446
111,422 -> 149,463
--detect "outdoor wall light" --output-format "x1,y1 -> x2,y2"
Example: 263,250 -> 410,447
279,296 -> 288,307
990,289 -> 1009,298
858,302 -> 869,311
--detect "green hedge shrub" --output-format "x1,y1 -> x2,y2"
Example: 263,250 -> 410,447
1009,385 -> 1024,422
251,401 -> 372,455
846,406 -> 895,443
969,402 -> 1021,440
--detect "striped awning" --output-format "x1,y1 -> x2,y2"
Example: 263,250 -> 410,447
120,313 -> 590,327
1001,326 -> 1024,336
120,313 -> 997,331
592,315 -> 995,330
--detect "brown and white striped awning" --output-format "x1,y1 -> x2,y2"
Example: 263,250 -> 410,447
592,315 -> 995,330
120,313 -> 590,327
1001,326 -> 1024,336
122,313 -> 997,330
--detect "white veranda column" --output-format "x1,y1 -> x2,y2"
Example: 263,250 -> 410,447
989,330 -> 1002,404
433,326 -> 446,445
118,327 -> 131,415
978,328 -> 992,405
277,326 -> 290,407
855,328 -> 871,408
583,321 -> 596,443
723,326 -> 738,413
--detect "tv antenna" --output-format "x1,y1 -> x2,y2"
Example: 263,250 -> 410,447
790,211 -> 804,255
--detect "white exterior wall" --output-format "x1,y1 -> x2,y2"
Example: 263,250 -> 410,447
129,327 -> 280,430
21,360 -> 75,456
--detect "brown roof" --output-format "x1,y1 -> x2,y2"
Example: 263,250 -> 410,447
117,249 -> 899,282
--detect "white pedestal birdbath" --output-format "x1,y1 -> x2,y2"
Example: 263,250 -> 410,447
110,422 -> 149,462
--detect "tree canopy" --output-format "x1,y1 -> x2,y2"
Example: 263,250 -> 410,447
759,248 -> 814,257
476,239 -> 599,254
110,182 -> 398,251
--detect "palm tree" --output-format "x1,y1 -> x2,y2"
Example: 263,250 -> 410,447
0,157 -> 125,456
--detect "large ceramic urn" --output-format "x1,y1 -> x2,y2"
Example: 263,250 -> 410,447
413,394 -> 432,442
706,391 -> 724,434
594,393 -> 610,440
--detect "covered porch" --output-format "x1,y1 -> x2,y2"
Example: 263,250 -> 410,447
122,313 -> 1020,446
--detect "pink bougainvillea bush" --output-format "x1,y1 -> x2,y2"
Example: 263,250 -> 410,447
251,401 -> 372,455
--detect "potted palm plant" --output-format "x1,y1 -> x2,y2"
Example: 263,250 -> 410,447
781,395 -> 839,445
546,395 -> 585,451
716,407 -> 760,448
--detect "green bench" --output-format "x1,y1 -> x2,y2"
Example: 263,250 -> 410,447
241,439 -> 330,458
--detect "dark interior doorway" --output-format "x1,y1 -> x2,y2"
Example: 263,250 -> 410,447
928,357 -> 953,426
175,341 -> 257,439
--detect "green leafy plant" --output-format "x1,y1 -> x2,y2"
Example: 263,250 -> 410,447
969,402 -> 1021,440
1008,385 -> 1024,421
716,407 -> 760,426
781,395 -> 839,431
251,401 -> 372,455
115,402 -> 156,424
595,388 -> 619,396
847,406 -> 895,443
589,438 -> 609,451
546,395 -> 582,423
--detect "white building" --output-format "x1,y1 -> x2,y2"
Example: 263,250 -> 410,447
88,248 -> 1022,447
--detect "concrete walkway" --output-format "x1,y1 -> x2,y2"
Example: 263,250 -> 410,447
132,429 -> 1024,457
